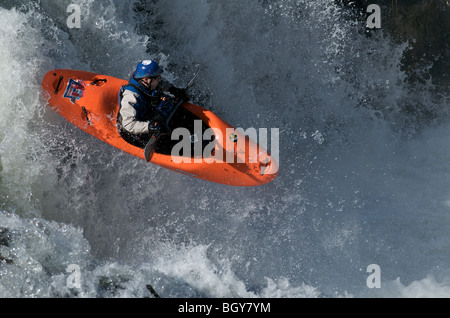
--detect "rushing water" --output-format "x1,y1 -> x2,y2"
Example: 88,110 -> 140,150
0,0 -> 449,297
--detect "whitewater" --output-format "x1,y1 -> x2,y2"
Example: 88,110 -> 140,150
0,0 -> 449,298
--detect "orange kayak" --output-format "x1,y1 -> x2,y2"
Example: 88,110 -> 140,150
41,69 -> 278,186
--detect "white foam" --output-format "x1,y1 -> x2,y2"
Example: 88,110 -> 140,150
1,0 -> 449,298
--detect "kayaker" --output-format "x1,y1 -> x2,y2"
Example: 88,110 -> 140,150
117,59 -> 189,148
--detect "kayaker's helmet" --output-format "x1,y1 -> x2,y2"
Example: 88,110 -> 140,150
134,60 -> 163,79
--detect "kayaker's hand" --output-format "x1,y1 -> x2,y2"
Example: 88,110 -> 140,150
158,122 -> 172,135
148,121 -> 159,133
169,86 -> 190,101
149,121 -> 171,135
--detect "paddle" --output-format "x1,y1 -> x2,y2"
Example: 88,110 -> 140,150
144,99 -> 183,161
144,66 -> 200,162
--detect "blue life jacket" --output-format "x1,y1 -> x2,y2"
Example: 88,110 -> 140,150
118,77 -> 174,122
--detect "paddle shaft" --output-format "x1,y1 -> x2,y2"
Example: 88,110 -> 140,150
144,66 -> 200,162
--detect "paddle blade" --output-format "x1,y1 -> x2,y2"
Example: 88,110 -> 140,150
144,134 -> 158,162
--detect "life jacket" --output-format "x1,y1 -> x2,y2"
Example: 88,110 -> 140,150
118,77 -> 175,123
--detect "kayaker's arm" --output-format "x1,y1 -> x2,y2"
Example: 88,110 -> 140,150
120,90 -> 152,134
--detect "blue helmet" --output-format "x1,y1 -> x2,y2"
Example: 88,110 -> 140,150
134,60 -> 163,79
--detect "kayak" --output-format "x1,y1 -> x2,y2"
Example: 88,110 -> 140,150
41,69 -> 278,186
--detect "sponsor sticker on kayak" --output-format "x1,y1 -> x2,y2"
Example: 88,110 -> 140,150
63,78 -> 85,103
